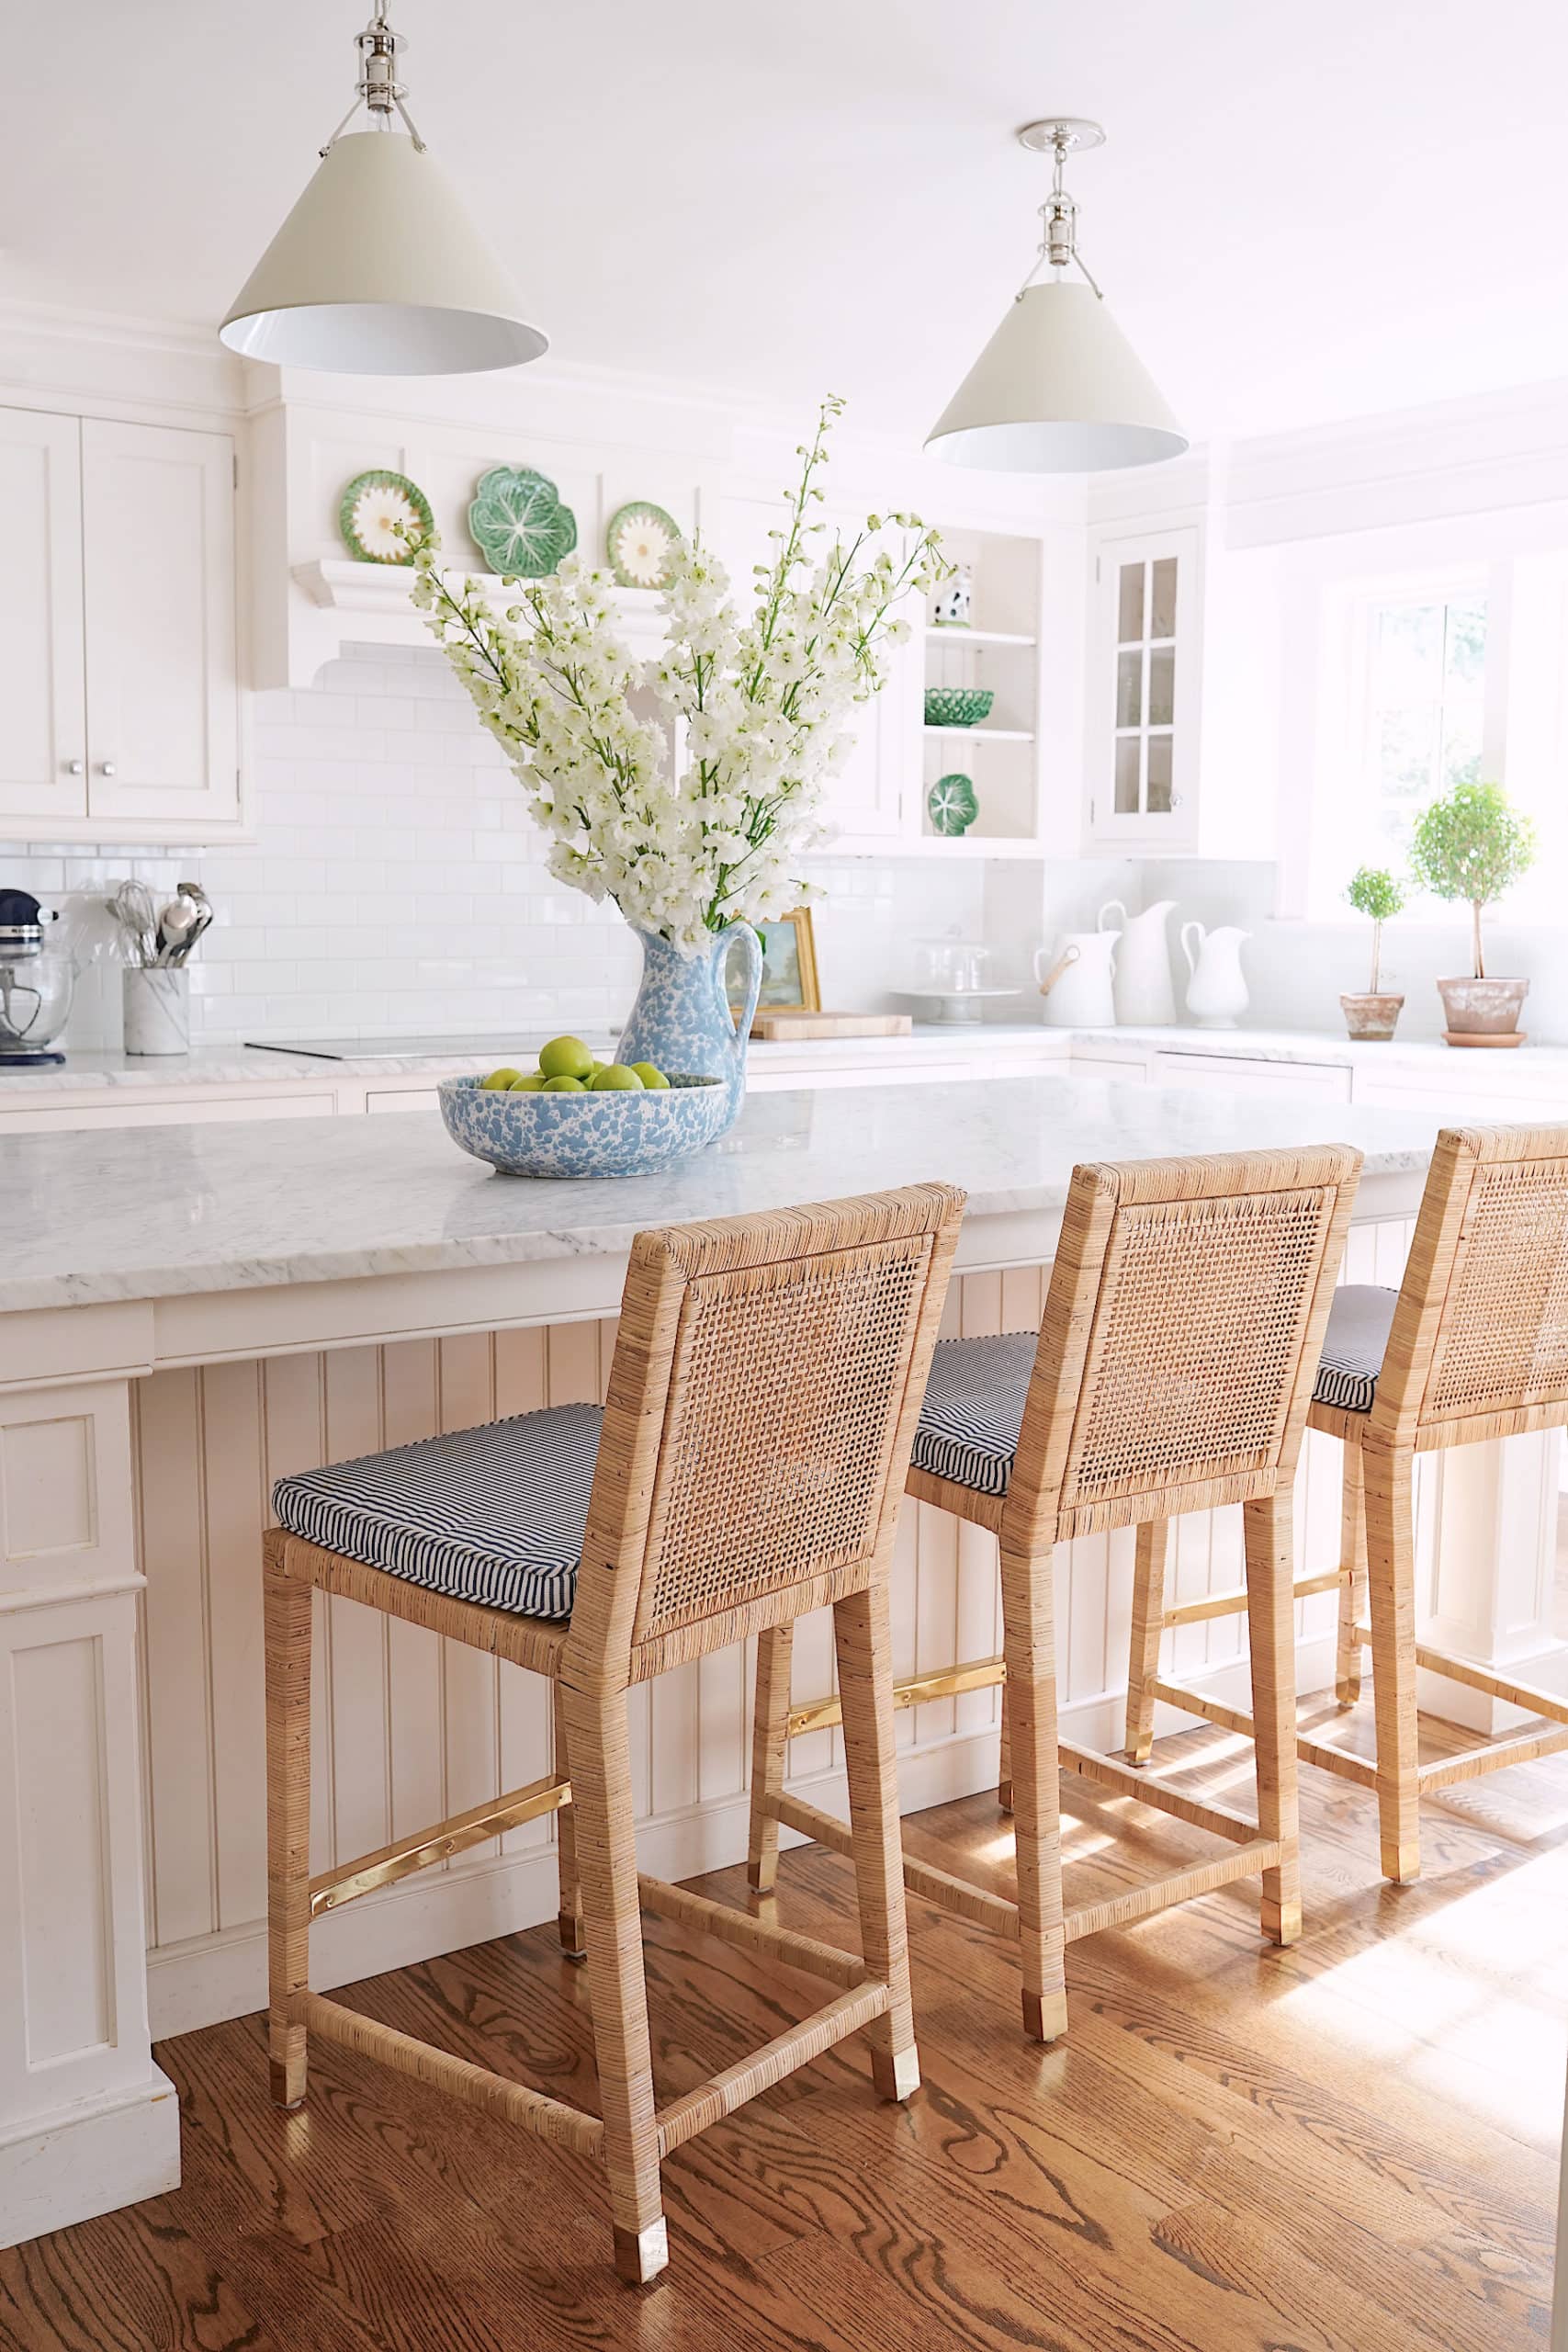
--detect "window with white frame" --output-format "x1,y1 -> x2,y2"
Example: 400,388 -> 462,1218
1353,580 -> 1487,864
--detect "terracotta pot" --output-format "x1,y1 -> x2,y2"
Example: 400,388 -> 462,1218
1339,990 -> 1404,1043
1437,976 -> 1529,1045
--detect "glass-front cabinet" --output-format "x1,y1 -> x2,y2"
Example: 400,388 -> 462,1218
1088,523 -> 1201,850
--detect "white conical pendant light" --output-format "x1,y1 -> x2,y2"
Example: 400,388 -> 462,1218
928,119 -> 1185,474
220,4 -> 547,376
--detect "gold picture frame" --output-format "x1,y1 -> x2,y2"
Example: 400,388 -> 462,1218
739,909 -> 820,1018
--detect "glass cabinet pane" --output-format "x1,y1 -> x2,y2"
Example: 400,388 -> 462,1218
1117,562 -> 1145,644
1147,645 -> 1175,728
1114,737 -> 1141,813
1115,650 -> 1143,729
1149,556 -> 1179,639
1145,733 -> 1173,812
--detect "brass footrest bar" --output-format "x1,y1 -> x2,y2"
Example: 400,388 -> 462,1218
1418,1723 -> 1568,1790
1147,1678 -> 1257,1743
302,1990 -> 604,2155
774,1791 -> 1021,1937
1064,1838 -> 1282,1944
637,1872 -> 865,1989
654,1981 -> 890,2158
1059,1736 -> 1260,1846
310,1771 -> 570,1917
1295,1732 -> 1378,1789
786,1654 -> 1005,1743
1161,1566 -> 1347,1631
1414,1644 -> 1568,1726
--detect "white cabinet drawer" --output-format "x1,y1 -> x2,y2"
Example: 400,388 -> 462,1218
366,1086 -> 441,1114
1353,1076 -> 1563,1121
0,1091 -> 333,1134
1152,1050 -> 1351,1102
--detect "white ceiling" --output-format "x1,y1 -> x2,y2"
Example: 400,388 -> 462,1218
8,0 -> 1568,445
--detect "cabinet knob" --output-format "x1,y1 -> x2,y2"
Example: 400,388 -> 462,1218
1170,791 -> 1184,809
65,759 -> 84,775
98,762 -> 117,778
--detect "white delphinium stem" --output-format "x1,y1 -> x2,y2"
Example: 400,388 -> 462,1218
410,397 -> 945,953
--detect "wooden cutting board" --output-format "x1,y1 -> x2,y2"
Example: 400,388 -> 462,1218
749,1010 -> 913,1040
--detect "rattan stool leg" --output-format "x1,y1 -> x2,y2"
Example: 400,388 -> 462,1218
1243,1493 -> 1302,1946
747,1623 -> 795,1896
997,1679 -> 1013,1815
1364,1442 -> 1421,1883
553,1683 -> 584,1962
1124,1519 -> 1170,1765
265,1565 -> 312,2109
833,1584 -> 919,2102
558,1676 -> 667,2285
1000,1539 -> 1067,2043
1335,1444 -> 1368,1706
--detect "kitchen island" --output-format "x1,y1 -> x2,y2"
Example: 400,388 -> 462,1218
1,1074 -> 1556,2248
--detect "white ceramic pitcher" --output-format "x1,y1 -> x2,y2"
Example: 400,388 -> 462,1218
1034,930 -> 1117,1028
1099,899 -> 1177,1027
1180,922 -> 1250,1029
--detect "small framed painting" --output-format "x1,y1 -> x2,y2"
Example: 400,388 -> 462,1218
731,910 -> 820,1015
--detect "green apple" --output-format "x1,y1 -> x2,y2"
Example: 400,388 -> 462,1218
629,1062 -> 670,1090
480,1066 -> 524,1091
589,1064 -> 645,1091
541,1074 -> 586,1092
508,1071 -> 547,1091
538,1035 -> 596,1082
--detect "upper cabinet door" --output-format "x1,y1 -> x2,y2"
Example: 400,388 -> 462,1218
1089,525 -> 1201,851
81,421 -> 239,830
0,411 -> 87,826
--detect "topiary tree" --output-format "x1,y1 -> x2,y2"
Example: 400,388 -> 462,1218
1344,865 -> 1404,992
1408,780 -> 1536,979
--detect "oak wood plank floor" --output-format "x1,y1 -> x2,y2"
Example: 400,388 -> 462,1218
2,1691 -> 1562,2351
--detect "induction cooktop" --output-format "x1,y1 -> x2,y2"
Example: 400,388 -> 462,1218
248,1032 -> 617,1062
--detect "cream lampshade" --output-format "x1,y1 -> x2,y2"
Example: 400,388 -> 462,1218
220,6 -> 546,377
928,119 -> 1186,476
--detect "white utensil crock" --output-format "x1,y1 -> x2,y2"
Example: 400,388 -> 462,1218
1100,899 -> 1178,1026
123,967 -> 190,1057
1180,922 -> 1250,1029
1034,931 -> 1117,1028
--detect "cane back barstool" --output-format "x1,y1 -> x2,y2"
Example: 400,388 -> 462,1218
747,1146 -> 1360,2042
1130,1123 -> 1568,1883
263,1184 -> 964,2284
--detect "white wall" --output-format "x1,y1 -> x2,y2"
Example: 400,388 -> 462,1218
9,641 -> 991,1051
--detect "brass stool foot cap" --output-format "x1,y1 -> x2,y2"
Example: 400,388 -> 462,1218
613,2219 -> 670,2286
1381,1840 -> 1421,1885
269,2059 -> 306,2110
558,1912 -> 586,1962
872,2043 -> 920,2103
1022,1989 -> 1068,2044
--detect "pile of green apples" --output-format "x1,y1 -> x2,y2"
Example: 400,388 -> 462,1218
479,1035 -> 672,1095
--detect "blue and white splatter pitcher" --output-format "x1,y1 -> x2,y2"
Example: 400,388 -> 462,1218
617,924 -> 762,1136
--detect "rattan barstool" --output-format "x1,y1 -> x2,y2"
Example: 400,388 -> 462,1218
263,1184 -> 964,2284
747,1146 -> 1360,2041
1130,1123 -> 1568,1883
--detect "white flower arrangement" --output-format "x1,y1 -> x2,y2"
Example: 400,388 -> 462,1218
408,398 -> 945,953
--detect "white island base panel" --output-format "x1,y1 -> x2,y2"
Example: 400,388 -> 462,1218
0,1078 -> 1561,2248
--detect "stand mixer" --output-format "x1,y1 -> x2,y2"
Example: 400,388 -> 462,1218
0,889 -> 75,1066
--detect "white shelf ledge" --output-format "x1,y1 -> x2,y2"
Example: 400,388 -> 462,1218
921,725 -> 1035,743
924,626 -> 1037,648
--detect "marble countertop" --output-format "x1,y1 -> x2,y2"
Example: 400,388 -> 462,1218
1099,1024 -> 1568,1071
0,1072 -> 1442,1313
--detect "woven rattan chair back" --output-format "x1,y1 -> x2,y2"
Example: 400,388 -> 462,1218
1367,1123 -> 1568,1447
1005,1146 -> 1361,1544
564,1185 -> 965,1679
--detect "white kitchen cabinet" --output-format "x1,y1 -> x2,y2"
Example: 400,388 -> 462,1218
0,407 -> 242,844
1088,526 -> 1201,852
0,411 -> 85,829
1151,1048 -> 1352,1102
0,1091 -> 333,1135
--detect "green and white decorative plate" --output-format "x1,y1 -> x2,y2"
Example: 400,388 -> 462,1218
928,773 -> 979,837
468,466 -> 578,578
339,470 -> 434,565
604,501 -> 682,590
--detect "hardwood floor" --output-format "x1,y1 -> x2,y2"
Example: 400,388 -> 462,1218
2,1690 -> 1562,2350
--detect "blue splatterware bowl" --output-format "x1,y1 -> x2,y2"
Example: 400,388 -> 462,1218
438,1072 -> 728,1180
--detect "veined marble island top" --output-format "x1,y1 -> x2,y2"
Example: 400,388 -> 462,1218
0,1073 -> 1441,1314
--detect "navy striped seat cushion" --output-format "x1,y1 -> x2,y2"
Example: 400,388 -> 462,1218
911,1330 -> 1036,1497
272,1402 -> 604,1622
1313,1283 -> 1399,1415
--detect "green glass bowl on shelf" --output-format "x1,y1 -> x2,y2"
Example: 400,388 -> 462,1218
927,774 -> 978,837
923,686 -> 994,729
